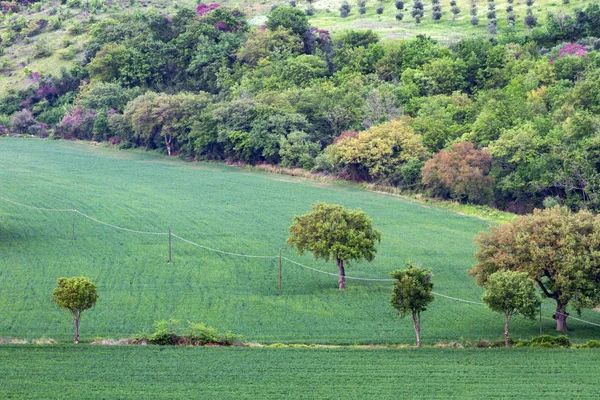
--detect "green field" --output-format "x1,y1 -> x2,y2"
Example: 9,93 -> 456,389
0,137 -> 599,344
1,345 -> 599,399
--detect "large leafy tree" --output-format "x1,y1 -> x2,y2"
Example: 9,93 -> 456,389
52,277 -> 99,344
287,202 -> 381,290
390,263 -> 434,347
470,207 -> 600,332
482,270 -> 541,346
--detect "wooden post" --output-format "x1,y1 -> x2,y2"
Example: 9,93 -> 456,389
539,305 -> 543,336
168,225 -> 172,264
72,207 -> 75,241
278,248 -> 282,290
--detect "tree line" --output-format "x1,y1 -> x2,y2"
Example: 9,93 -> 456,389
55,203 -> 600,346
3,4 -> 600,212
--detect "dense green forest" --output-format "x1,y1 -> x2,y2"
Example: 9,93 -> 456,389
3,1 -> 600,213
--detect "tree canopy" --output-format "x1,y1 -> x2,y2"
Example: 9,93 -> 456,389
52,277 -> 99,344
482,270 -> 541,346
287,202 -> 381,290
390,263 -> 434,347
470,207 -> 600,332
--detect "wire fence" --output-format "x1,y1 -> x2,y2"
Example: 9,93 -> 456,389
1,195 -> 600,329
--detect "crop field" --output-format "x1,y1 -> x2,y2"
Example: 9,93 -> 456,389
1,345 -> 599,399
0,137 -> 599,344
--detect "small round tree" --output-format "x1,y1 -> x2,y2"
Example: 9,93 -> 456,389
412,0 -> 424,23
450,0 -> 460,19
390,263 -> 434,348
340,1 -> 351,17
52,277 -> 99,344
482,271 -> 541,346
396,12 -> 404,19
376,1 -> 384,14
287,202 -> 381,290
395,0 -> 404,10
524,7 -> 537,28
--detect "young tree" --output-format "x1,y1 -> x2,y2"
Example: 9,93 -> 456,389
340,1 -> 351,17
52,277 -> 99,344
412,0 -> 424,22
470,207 -> 600,332
287,202 -> 382,290
482,271 -> 541,346
390,263 -> 434,347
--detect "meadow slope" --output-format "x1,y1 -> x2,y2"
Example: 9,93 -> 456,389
0,137 -> 599,344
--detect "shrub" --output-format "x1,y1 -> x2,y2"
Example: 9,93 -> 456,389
530,335 -> 571,348
376,2 -> 384,14
526,0 -> 533,5
396,12 -> 404,20
68,21 -> 83,35
137,319 -> 239,346
470,15 -> 478,25
9,109 -> 36,134
395,0 -> 404,10
359,5 -> 366,14
56,106 -> 97,140
305,7 -> 314,16
57,46 -> 77,60
33,38 -> 52,58
582,340 -> 600,348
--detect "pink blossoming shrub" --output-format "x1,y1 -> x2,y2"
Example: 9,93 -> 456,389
196,3 -> 220,16
558,43 -> 587,58
56,106 -> 97,140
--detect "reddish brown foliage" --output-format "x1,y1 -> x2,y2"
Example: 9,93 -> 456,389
333,130 -> 359,145
422,142 -> 494,204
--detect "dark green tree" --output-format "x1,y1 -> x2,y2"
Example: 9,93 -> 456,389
390,263 -> 434,347
266,6 -> 309,36
287,202 -> 381,290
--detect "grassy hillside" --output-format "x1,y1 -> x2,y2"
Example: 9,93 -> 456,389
1,345 -> 599,399
1,138 -> 599,344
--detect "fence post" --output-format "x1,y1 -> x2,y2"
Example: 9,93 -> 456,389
539,305 -> 543,336
168,225 -> 172,264
278,248 -> 282,290
72,207 -> 75,241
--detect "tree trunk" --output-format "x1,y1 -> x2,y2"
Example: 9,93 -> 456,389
336,257 -> 345,290
554,301 -> 569,333
74,316 -> 80,344
164,134 -> 172,157
504,313 -> 511,347
413,311 -> 421,348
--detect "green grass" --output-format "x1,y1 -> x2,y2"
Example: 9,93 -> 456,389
0,137 -> 599,344
305,0 -> 585,40
0,345 -> 599,399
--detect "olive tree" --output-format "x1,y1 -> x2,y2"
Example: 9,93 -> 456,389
52,277 -> 99,344
287,202 -> 381,290
390,263 -> 434,347
470,207 -> 600,332
482,270 -> 541,346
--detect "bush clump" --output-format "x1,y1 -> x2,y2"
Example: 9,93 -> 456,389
135,319 -> 240,346
530,335 -> 571,348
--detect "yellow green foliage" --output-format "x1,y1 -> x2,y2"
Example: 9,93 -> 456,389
332,119 -> 429,180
